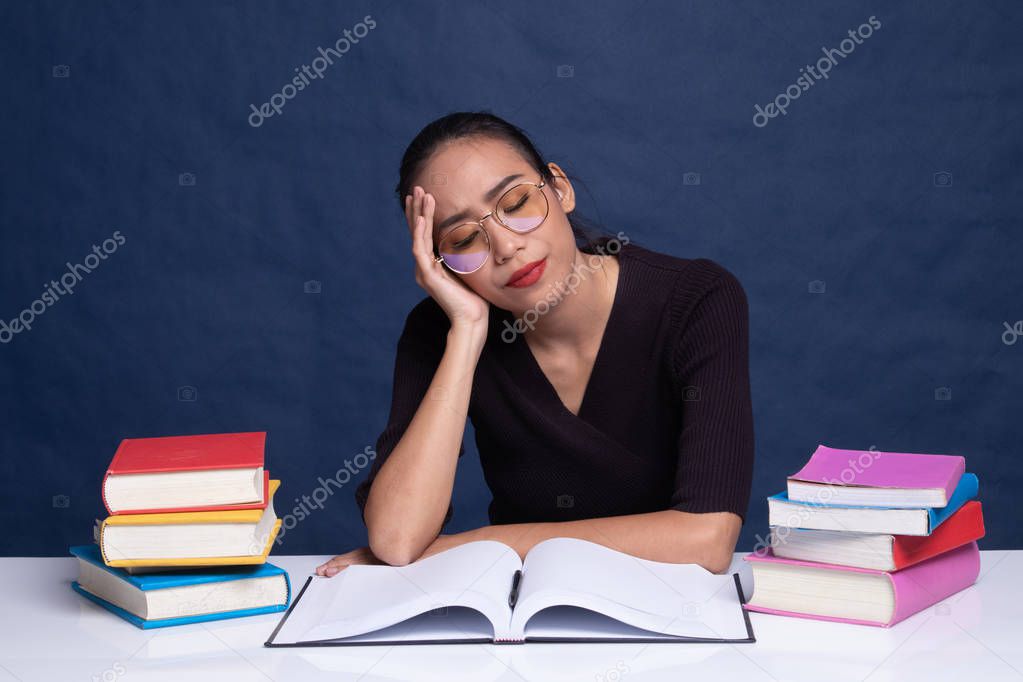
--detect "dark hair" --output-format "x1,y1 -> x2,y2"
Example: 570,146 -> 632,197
395,111 -> 620,255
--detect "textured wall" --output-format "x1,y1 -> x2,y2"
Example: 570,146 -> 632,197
2,1 -> 1021,555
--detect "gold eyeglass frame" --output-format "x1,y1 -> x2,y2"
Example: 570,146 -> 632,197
433,177 -> 551,275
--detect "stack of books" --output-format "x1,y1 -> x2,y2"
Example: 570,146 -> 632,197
744,444 -> 985,627
70,431 -> 291,628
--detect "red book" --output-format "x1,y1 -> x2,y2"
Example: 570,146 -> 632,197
892,500 -> 985,569
102,432 -> 267,515
768,501 -> 984,571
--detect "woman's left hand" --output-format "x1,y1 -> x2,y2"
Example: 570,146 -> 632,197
314,534 -> 468,577
315,546 -> 385,577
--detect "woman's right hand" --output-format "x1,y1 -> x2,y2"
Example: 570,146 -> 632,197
406,185 -> 490,334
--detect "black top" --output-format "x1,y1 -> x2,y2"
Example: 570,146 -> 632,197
355,241 -> 755,529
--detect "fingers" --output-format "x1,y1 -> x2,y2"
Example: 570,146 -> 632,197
315,547 -> 381,577
412,214 -> 431,276
410,186 -> 419,224
406,186 -> 435,240
315,556 -> 351,577
422,190 -> 436,246
420,194 -> 437,262
411,191 -> 438,275
404,186 -> 423,236
404,193 -> 414,234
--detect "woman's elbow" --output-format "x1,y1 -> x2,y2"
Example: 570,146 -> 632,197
365,513 -> 422,566
702,549 -> 734,575
697,513 -> 741,574
367,531 -> 421,566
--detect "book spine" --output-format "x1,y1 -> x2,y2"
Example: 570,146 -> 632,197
887,541 -> 980,626
944,456 -> 967,502
98,521 -> 110,565
892,501 -> 984,569
100,470 -> 114,515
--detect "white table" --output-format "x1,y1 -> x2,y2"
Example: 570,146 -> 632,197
1,551 -> 1019,681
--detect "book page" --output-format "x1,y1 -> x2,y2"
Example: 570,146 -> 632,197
523,605 -> 692,641
314,606 -> 495,644
509,537 -> 749,641
270,540 -> 521,644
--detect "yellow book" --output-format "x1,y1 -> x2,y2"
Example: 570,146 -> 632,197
99,480 -> 282,568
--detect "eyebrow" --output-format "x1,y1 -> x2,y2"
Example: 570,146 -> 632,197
434,173 -> 524,235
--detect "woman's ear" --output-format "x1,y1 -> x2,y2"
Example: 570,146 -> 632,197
546,161 -> 575,213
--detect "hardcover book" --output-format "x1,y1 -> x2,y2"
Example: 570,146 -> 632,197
265,538 -> 755,646
70,544 -> 291,629
103,431 -> 267,515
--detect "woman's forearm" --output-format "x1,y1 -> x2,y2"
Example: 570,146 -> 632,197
419,510 -> 743,574
363,322 -> 486,565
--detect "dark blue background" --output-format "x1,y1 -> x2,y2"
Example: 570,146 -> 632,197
2,1 -> 1020,556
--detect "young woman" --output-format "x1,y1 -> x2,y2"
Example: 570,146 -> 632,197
316,112 -> 754,577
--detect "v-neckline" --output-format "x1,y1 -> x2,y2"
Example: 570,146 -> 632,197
515,248 -> 628,422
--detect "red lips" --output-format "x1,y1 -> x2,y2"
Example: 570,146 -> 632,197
505,258 -> 547,288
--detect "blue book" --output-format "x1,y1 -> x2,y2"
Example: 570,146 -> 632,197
69,544 -> 291,629
766,473 -> 978,536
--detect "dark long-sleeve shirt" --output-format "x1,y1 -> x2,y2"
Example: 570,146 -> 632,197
354,241 -> 755,529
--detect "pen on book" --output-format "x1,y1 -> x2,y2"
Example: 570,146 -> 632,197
508,569 -> 522,608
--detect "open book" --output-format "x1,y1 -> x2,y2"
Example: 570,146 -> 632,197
265,537 -> 754,646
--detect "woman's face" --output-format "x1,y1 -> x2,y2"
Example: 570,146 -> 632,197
413,136 -> 578,314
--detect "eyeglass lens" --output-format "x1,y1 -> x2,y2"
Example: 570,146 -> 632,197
437,183 -> 548,273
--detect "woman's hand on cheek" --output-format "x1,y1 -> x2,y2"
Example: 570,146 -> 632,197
406,186 -> 490,334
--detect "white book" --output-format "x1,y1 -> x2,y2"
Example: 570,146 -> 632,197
768,526 -> 901,571
265,537 -> 753,646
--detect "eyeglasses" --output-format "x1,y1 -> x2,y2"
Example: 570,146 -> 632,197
432,177 -> 552,274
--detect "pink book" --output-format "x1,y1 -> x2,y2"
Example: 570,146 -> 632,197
743,541 -> 980,627
789,444 -> 966,502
